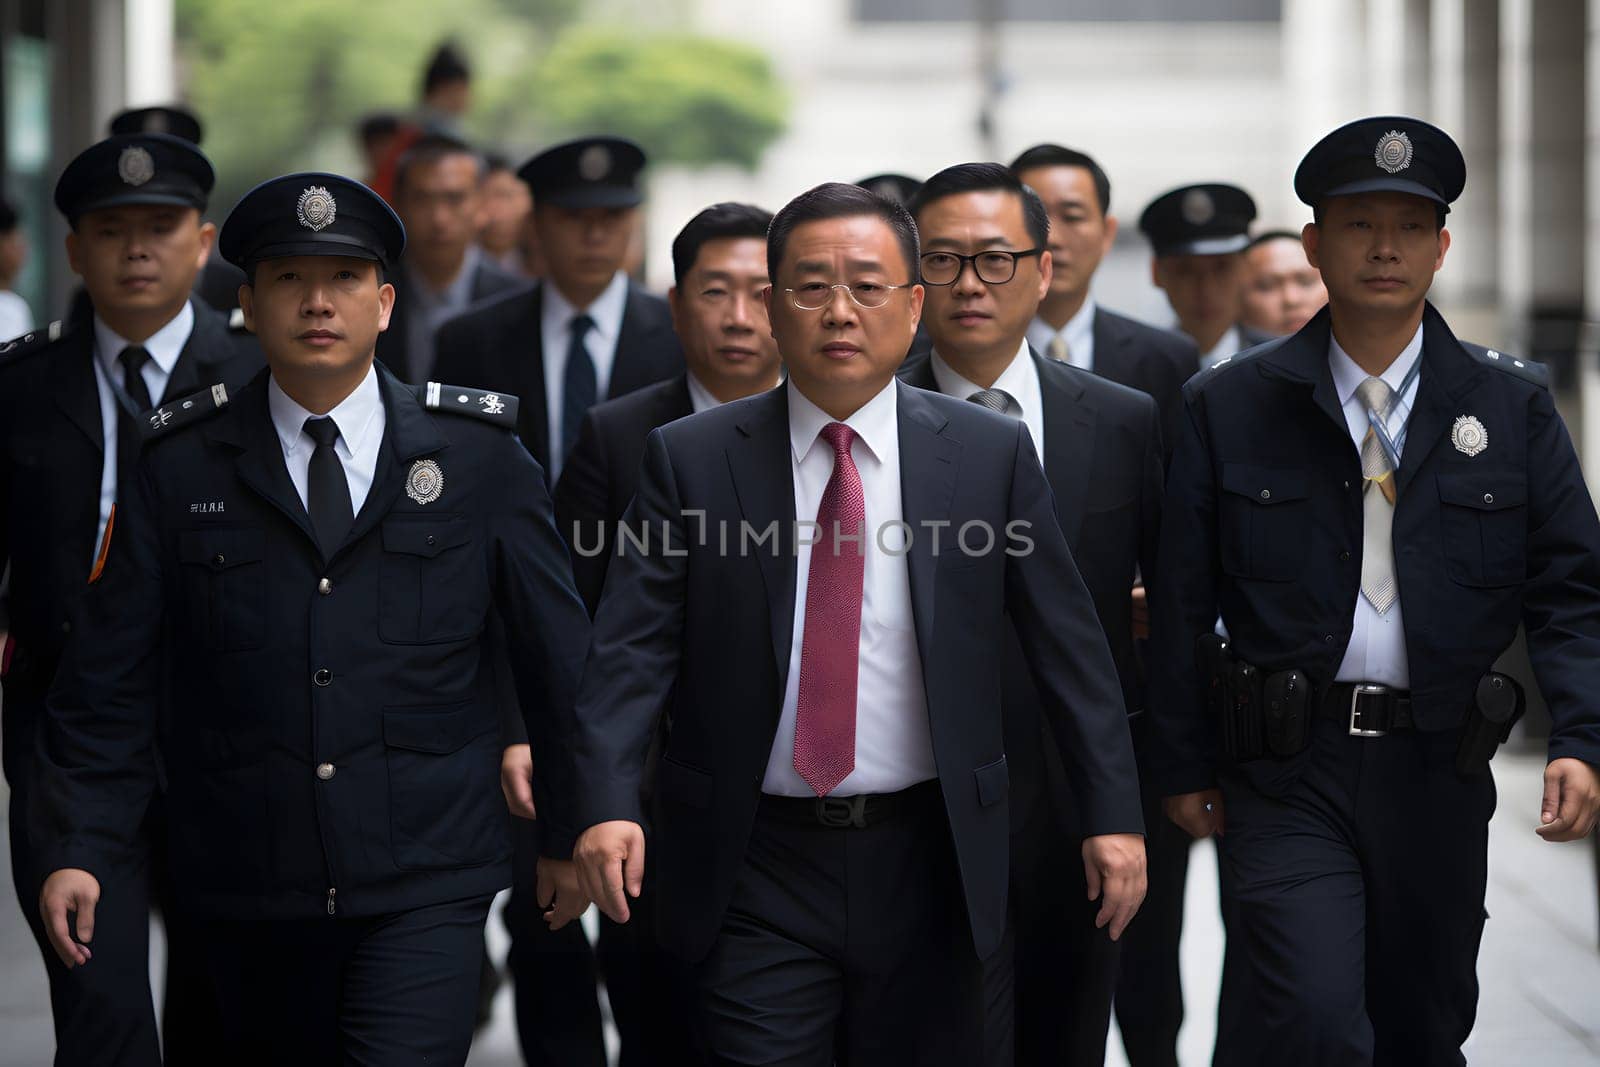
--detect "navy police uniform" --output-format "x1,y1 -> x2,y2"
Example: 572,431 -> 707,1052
31,174 -> 591,1066
1148,117 -> 1600,1065
2,132 -> 259,1067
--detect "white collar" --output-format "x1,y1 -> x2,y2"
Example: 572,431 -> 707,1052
543,270 -> 630,344
1063,295 -> 1097,352
1329,321 -> 1425,407
927,337 -> 1034,405
93,299 -> 195,377
787,377 -> 898,468
267,363 -> 384,457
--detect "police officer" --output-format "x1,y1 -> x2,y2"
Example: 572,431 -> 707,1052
32,173 -> 593,1066
1149,116 -> 1600,1065
1,131 -> 259,1066
1139,183 -> 1274,370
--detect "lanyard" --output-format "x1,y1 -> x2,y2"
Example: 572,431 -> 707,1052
1364,354 -> 1423,471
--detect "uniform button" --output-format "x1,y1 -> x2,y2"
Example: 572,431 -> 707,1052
1324,634 -> 1336,644
316,762 -> 336,781
61,621 -> 72,634
1483,492 -> 1494,505
1339,551 -> 1351,561
1344,480 -> 1351,490
318,578 -> 332,595
1259,489 -> 1271,501
313,668 -> 333,686
425,534 -> 437,546
212,553 -> 226,565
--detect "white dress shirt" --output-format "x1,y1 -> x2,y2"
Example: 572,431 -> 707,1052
1329,322 -> 1424,688
1026,295 -> 1096,371
541,270 -> 629,480
267,364 -> 386,516
762,380 -> 936,797
90,301 -> 194,562
685,371 -> 721,414
928,339 -> 1045,457
1198,324 -> 1242,370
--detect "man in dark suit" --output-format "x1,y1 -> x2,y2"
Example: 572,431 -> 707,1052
33,172 -> 592,1066
1140,183 -> 1276,371
1152,116 -> 1600,1066
433,136 -> 682,486
0,132 -> 260,1067
1009,143 -> 1198,455
897,162 -> 1163,1066
544,201 -> 780,1067
376,134 -> 526,383
566,182 -> 1147,1065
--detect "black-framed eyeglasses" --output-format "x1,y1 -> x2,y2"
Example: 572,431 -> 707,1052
919,248 -> 1044,286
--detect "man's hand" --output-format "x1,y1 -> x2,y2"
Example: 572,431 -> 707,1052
500,744 -> 537,820
39,868 -> 100,968
1082,833 -> 1147,941
535,857 -> 591,930
1130,584 -> 1149,641
1165,788 -> 1225,839
574,821 -> 645,923
1536,757 -> 1600,842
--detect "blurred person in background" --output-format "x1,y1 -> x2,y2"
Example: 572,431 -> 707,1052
357,113 -> 403,187
1242,229 -> 1328,337
0,196 -> 32,340
370,41 -> 474,203
481,153 -> 536,277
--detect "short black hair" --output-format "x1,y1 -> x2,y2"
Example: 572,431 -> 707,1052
0,197 -> 17,234
767,182 -> 919,282
671,202 -> 774,287
358,113 -> 400,149
1009,143 -> 1112,217
483,152 -> 515,176
1311,200 -> 1447,230
908,162 -> 1050,251
422,42 -> 470,96
1246,229 -> 1305,251
393,134 -> 485,195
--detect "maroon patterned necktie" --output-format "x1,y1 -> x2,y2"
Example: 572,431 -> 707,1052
793,422 -> 866,796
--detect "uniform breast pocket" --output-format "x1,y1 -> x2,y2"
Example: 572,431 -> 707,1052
1218,464 -> 1310,582
1437,471 -> 1527,587
378,516 -> 485,644
177,528 -> 266,651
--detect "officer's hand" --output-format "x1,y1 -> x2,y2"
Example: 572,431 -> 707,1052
535,857 -> 591,931
574,821 -> 645,924
1082,833 -> 1147,940
1130,584 -> 1149,641
1164,789 -> 1225,839
500,744 -> 537,820
1536,757 -> 1600,842
39,868 -> 100,968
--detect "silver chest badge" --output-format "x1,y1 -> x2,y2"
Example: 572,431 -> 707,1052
296,186 -> 337,231
1374,130 -> 1414,174
406,458 -> 444,504
118,146 -> 155,186
1451,415 -> 1488,457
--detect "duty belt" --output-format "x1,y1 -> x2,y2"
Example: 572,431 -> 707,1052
1320,682 -> 1414,737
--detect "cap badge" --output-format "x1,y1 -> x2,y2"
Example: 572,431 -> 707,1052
1181,188 -> 1215,226
118,146 -> 155,187
296,186 -> 337,232
1374,130 -> 1414,174
406,458 -> 444,505
578,144 -> 612,182
1451,414 -> 1488,457
148,113 -> 169,134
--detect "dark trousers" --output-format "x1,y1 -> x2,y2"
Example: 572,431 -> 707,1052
1220,717 -> 1495,1067
1009,799 -> 1119,1066
505,818 -> 703,1067
199,894 -> 493,1067
694,783 -> 1009,1067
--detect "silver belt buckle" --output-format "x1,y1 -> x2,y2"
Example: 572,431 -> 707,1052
1349,683 -> 1389,737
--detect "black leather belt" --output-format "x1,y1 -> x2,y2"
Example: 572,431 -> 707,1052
1320,683 -> 1414,737
758,779 -> 941,829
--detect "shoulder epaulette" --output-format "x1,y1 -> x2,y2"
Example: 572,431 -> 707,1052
0,320 -> 67,360
141,383 -> 231,440
228,307 -> 247,331
418,381 -> 520,428
1462,342 -> 1549,390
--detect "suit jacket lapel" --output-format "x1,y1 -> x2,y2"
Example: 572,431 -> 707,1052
520,284 -> 551,464
1396,304 -> 1484,496
608,283 -> 671,399
209,372 -> 321,551
53,328 -> 104,453
1090,307 -> 1125,380
162,300 -> 229,402
1033,353 -> 1094,547
1257,308 -> 1347,434
343,365 -> 447,551
896,382 -> 959,664
726,386 -> 798,682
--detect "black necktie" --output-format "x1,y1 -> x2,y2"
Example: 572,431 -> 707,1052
119,346 -> 153,412
562,314 -> 597,464
303,416 -> 354,556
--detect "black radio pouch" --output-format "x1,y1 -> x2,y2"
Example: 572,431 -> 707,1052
1263,670 -> 1311,757
1225,662 -> 1265,761
1455,672 -> 1525,776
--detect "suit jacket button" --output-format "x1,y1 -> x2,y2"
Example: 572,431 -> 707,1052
213,554 -> 226,565
1483,493 -> 1494,504
425,534 -> 437,546
318,578 -> 332,595
1339,551 -> 1351,561
1324,634 -> 1335,644
316,762 -> 336,781
314,668 -> 333,686
1259,489 -> 1271,500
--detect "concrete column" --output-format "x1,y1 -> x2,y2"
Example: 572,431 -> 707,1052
1431,0 -> 1500,315
123,0 -> 174,107
1282,0 -> 1371,195
1369,0 -> 1434,113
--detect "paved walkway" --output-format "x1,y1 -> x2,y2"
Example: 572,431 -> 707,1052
2,750 -> 1595,1065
